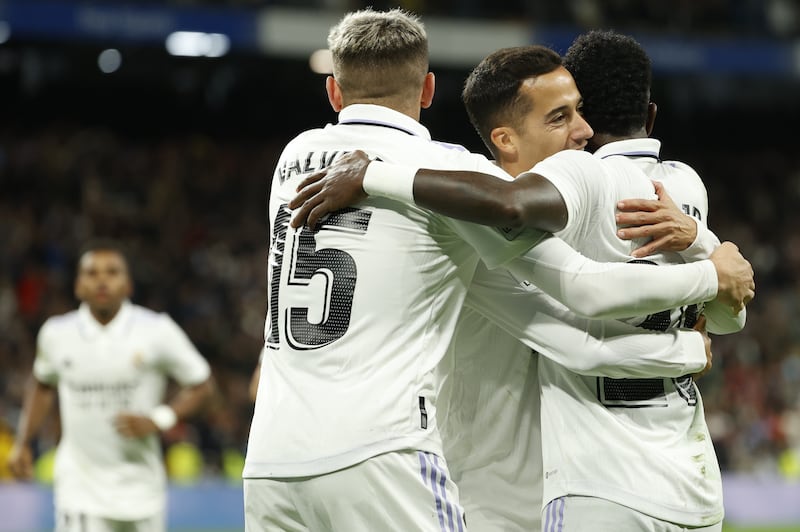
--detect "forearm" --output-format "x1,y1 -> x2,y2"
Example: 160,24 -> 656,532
565,324 -> 707,378
466,265 -> 706,378
15,379 -> 56,446
504,236 -> 718,319
364,162 -> 568,232
168,378 -> 214,420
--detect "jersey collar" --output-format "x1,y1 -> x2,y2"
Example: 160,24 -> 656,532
594,138 -> 662,160
78,300 -> 133,339
337,104 -> 432,141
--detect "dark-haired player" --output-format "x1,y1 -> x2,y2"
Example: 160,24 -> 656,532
8,241 -> 213,532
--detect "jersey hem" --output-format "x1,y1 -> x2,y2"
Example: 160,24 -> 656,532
543,482 -> 724,527
243,434 -> 442,478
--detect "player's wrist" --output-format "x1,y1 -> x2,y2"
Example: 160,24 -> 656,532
362,161 -> 417,204
149,404 -> 178,431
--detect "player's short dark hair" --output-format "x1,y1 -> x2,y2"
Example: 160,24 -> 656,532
79,238 -> 127,256
462,46 -> 563,158
77,238 -> 130,267
563,30 -> 651,137
328,8 -> 429,102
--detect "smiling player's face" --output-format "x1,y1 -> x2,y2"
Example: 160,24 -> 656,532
503,67 -> 593,175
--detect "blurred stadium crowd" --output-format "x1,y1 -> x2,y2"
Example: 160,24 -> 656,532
1,0 -> 799,488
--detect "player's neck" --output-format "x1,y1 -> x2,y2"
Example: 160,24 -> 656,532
90,305 -> 122,325
589,129 -> 648,152
343,98 -> 421,122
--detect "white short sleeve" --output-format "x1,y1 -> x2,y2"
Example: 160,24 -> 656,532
154,314 -> 211,386
32,319 -> 59,385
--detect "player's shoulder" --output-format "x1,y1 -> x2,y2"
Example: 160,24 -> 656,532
536,148 -> 599,172
279,127 -> 328,154
532,148 -> 609,181
128,304 -> 172,328
40,309 -> 80,334
661,158 -> 703,181
435,145 -> 510,179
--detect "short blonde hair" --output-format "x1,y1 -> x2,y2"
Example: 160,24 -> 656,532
327,8 -> 429,102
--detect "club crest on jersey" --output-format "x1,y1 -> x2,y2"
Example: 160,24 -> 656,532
132,351 -> 145,369
497,225 -> 524,241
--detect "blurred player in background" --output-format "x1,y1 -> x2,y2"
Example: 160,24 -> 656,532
290,32 -> 748,532
7,240 -> 214,532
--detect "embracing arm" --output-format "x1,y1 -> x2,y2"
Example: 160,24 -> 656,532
289,151 -> 754,312
466,265 -> 708,377
288,150 -> 567,232
615,180 -> 748,332
502,235 -> 753,318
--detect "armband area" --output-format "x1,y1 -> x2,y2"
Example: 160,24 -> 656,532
362,161 -> 417,204
149,404 -> 178,431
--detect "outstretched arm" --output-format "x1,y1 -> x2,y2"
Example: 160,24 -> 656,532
289,151 -> 754,312
288,150 -> 566,231
504,236 -> 753,318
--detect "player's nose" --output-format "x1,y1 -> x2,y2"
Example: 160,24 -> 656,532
573,114 -> 593,145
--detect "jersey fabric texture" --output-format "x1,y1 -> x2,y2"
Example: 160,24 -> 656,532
439,256 -> 710,531
532,138 -> 731,527
438,307 -> 542,532
244,104 -> 545,480
34,301 -> 210,520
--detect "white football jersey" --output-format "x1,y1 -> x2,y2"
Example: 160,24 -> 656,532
439,257 -> 710,532
33,301 -> 210,520
244,104 -> 546,479
438,307 -> 542,532
244,105 -> 724,486
532,139 -> 736,526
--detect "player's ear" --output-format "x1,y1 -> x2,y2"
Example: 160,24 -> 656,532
646,102 -> 657,136
420,72 -> 435,109
326,76 -> 344,112
490,126 -> 517,159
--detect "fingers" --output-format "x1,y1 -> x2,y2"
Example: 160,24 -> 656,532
616,198 -> 660,213
294,171 -> 326,194
693,314 -> 707,332
618,219 -> 672,241
307,202 -> 332,230
8,454 -> 33,479
616,211 -> 672,232
290,195 -> 324,228
617,222 -> 652,240
113,415 -> 133,437
114,414 -> 157,438
630,235 -> 671,258
288,181 -> 324,210
652,180 -> 666,198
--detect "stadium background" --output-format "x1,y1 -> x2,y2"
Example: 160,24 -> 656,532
1,0 -> 799,530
